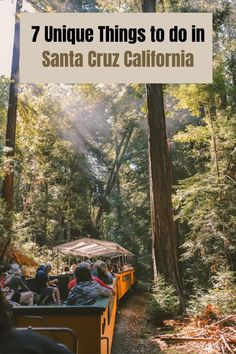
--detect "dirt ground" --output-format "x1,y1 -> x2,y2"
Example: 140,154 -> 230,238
111,289 -> 229,354
111,289 -> 162,354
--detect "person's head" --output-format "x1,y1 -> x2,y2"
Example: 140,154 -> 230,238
75,262 -> 92,282
0,264 -> 8,276
64,266 -> 70,272
45,263 -> 52,274
9,263 -> 22,276
98,261 -> 108,274
107,264 -> 112,271
0,291 -> 10,333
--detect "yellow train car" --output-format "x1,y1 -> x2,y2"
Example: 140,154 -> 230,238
12,268 -> 135,354
12,238 -> 135,353
116,269 -> 135,300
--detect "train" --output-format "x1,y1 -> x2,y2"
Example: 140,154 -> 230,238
12,238 -> 136,354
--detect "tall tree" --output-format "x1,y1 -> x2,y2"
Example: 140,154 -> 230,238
1,0 -> 23,260
2,0 -> 22,210
95,125 -> 134,228
141,0 -> 184,304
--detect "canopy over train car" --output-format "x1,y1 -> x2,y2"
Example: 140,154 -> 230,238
1,246 -> 39,267
53,237 -> 134,259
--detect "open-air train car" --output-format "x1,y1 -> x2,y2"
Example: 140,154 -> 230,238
12,238 -> 135,354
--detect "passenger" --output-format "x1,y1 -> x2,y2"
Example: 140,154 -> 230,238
68,263 -> 115,294
0,265 -> 7,289
62,266 -> 70,274
69,263 -> 77,273
112,263 -> 121,273
5,263 -> 34,306
123,264 -> 129,271
1,266 -> 20,307
107,264 -> 112,272
94,261 -> 113,285
35,263 -> 60,305
0,290 -> 71,353
66,263 -> 112,306
90,262 -> 97,276
0,286 -> 12,309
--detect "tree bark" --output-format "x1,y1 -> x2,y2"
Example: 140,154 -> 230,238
142,0 -> 184,306
0,1 -> 23,262
2,0 -> 23,209
146,85 -> 183,295
207,101 -> 220,180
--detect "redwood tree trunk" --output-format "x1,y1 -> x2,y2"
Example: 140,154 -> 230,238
0,1 -> 22,261
2,0 -> 23,210
146,84 -> 183,293
142,0 -> 184,304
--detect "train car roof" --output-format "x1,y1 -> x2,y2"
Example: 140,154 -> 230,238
53,237 -> 134,258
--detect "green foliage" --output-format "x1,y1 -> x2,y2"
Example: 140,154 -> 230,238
147,274 -> 180,324
0,80 -> 152,272
173,125 -> 210,143
0,76 -> 10,179
97,0 -> 140,12
0,200 -> 7,239
12,84 -> 100,246
0,76 -> 10,125
27,0 -> 100,12
168,0 -> 236,298
0,199 -> 16,258
173,172 -> 236,289
188,267 -> 236,315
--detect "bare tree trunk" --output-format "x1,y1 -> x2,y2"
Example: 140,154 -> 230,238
115,137 -> 122,225
0,1 -> 22,262
207,101 -> 220,180
44,182 -> 48,240
146,85 -> 184,298
2,0 -> 23,209
142,0 -> 184,307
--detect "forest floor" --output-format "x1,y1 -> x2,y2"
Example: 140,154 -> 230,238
111,288 -> 235,354
111,288 -> 162,354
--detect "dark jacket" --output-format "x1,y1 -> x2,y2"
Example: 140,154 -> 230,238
35,266 -> 49,291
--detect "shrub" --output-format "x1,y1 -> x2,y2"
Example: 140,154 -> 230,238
188,267 -> 236,315
147,273 -> 180,325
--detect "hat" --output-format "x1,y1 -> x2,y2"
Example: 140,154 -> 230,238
10,263 -> 21,275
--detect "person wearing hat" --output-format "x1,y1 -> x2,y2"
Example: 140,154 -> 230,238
5,263 -> 34,306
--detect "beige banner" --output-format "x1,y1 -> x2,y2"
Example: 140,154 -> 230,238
20,13 -> 212,83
